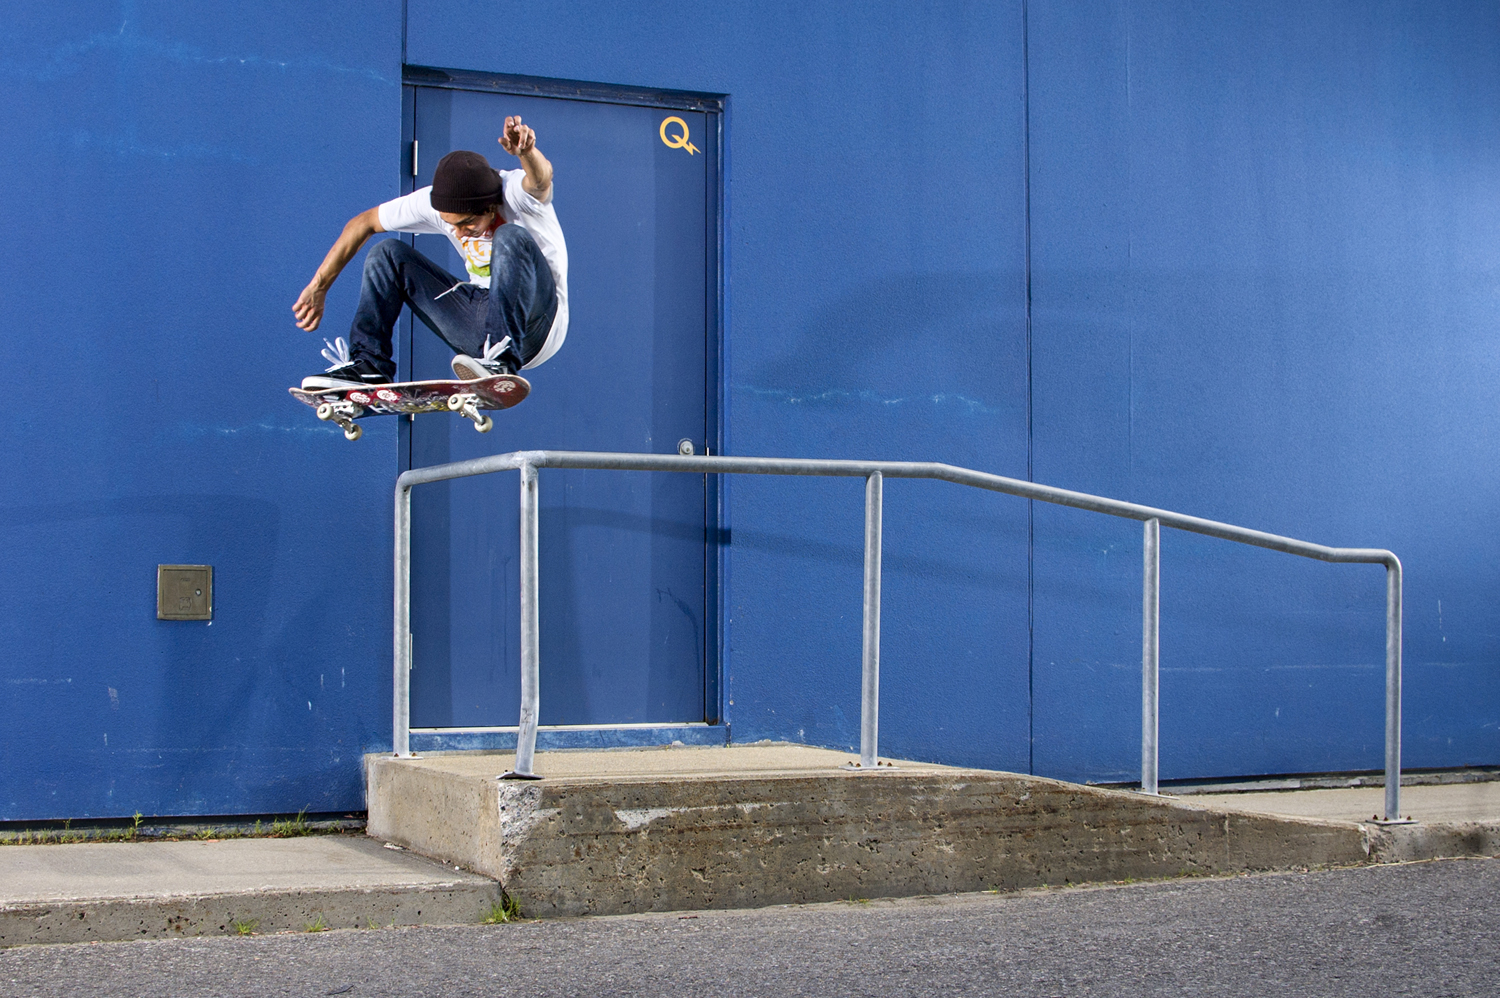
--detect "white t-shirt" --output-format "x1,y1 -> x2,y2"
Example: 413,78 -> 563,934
377,169 -> 569,368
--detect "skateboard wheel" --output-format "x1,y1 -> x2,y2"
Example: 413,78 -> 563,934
447,395 -> 464,411
474,415 -> 493,433
344,423 -> 363,441
316,403 -> 334,421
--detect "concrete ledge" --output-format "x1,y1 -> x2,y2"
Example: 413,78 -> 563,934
0,836 -> 500,947
1367,821 -> 1500,863
365,746 -> 1379,917
1187,783 -> 1500,865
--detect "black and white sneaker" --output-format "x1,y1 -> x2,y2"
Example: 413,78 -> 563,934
451,335 -> 514,381
301,337 -> 391,390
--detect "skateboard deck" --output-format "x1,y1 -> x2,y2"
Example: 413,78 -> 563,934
289,374 -> 530,440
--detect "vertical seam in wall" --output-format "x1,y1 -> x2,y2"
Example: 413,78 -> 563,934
401,0 -> 409,65
1021,0 -> 1035,775
717,101 -> 730,732
1125,6 -> 1134,496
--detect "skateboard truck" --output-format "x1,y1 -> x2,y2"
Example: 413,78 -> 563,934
446,392 -> 493,433
316,400 -> 364,441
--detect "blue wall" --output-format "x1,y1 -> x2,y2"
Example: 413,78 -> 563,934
1028,0 -> 1500,781
2,0 -> 1497,819
1,1 -> 403,818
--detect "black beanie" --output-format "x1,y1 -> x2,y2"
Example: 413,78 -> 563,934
430,150 -> 503,214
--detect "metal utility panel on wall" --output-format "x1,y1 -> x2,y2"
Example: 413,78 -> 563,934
157,565 -> 212,621
401,74 -> 720,730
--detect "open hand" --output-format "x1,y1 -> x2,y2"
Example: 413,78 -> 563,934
293,280 -> 327,331
498,115 -> 536,157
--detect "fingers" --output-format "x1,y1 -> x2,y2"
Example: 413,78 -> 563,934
498,116 -> 534,155
292,294 -> 324,331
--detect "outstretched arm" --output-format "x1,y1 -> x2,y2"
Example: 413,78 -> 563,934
499,115 -> 553,203
293,206 -> 385,331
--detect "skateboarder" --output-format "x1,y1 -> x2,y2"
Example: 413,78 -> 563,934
293,115 -> 568,390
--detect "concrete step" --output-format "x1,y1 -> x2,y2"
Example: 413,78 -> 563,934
1186,782 -> 1500,862
0,835 -> 501,947
366,744 -> 1500,918
1188,780 -> 1500,823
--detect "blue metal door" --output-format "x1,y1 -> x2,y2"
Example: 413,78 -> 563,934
403,81 -> 717,729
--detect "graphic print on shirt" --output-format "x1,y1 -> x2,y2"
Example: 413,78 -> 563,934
457,219 -> 504,280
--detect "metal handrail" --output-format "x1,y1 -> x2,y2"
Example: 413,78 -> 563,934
394,450 -> 1406,820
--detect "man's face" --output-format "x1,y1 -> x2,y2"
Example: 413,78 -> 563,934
438,208 -> 499,238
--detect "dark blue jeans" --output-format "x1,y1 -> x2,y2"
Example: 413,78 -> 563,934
349,227 -> 558,379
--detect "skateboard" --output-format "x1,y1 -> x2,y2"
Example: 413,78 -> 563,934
289,374 -> 530,440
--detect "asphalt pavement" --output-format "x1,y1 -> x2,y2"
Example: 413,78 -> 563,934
4,856 -> 1495,997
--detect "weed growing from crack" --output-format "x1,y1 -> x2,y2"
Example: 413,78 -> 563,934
271,809 -> 312,838
482,893 -> 523,924
1,810 -> 345,845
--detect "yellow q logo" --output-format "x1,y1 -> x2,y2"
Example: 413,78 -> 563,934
659,116 -> 699,155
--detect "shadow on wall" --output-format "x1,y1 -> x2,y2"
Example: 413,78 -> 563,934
1,492 -> 281,640
744,270 -> 1025,422
1,495 -> 285,811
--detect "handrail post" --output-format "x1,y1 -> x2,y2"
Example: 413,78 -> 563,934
508,461 -> 542,779
1384,558 -> 1403,821
394,482 -> 413,758
859,471 -> 883,769
1142,517 -> 1160,794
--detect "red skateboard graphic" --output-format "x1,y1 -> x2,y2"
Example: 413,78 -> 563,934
289,374 -> 530,441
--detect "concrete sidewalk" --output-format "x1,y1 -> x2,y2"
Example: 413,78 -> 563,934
1187,780 -> 1500,824
0,835 -> 500,947
7,745 -> 1500,948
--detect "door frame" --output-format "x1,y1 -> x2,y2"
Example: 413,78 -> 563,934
397,65 -> 727,725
